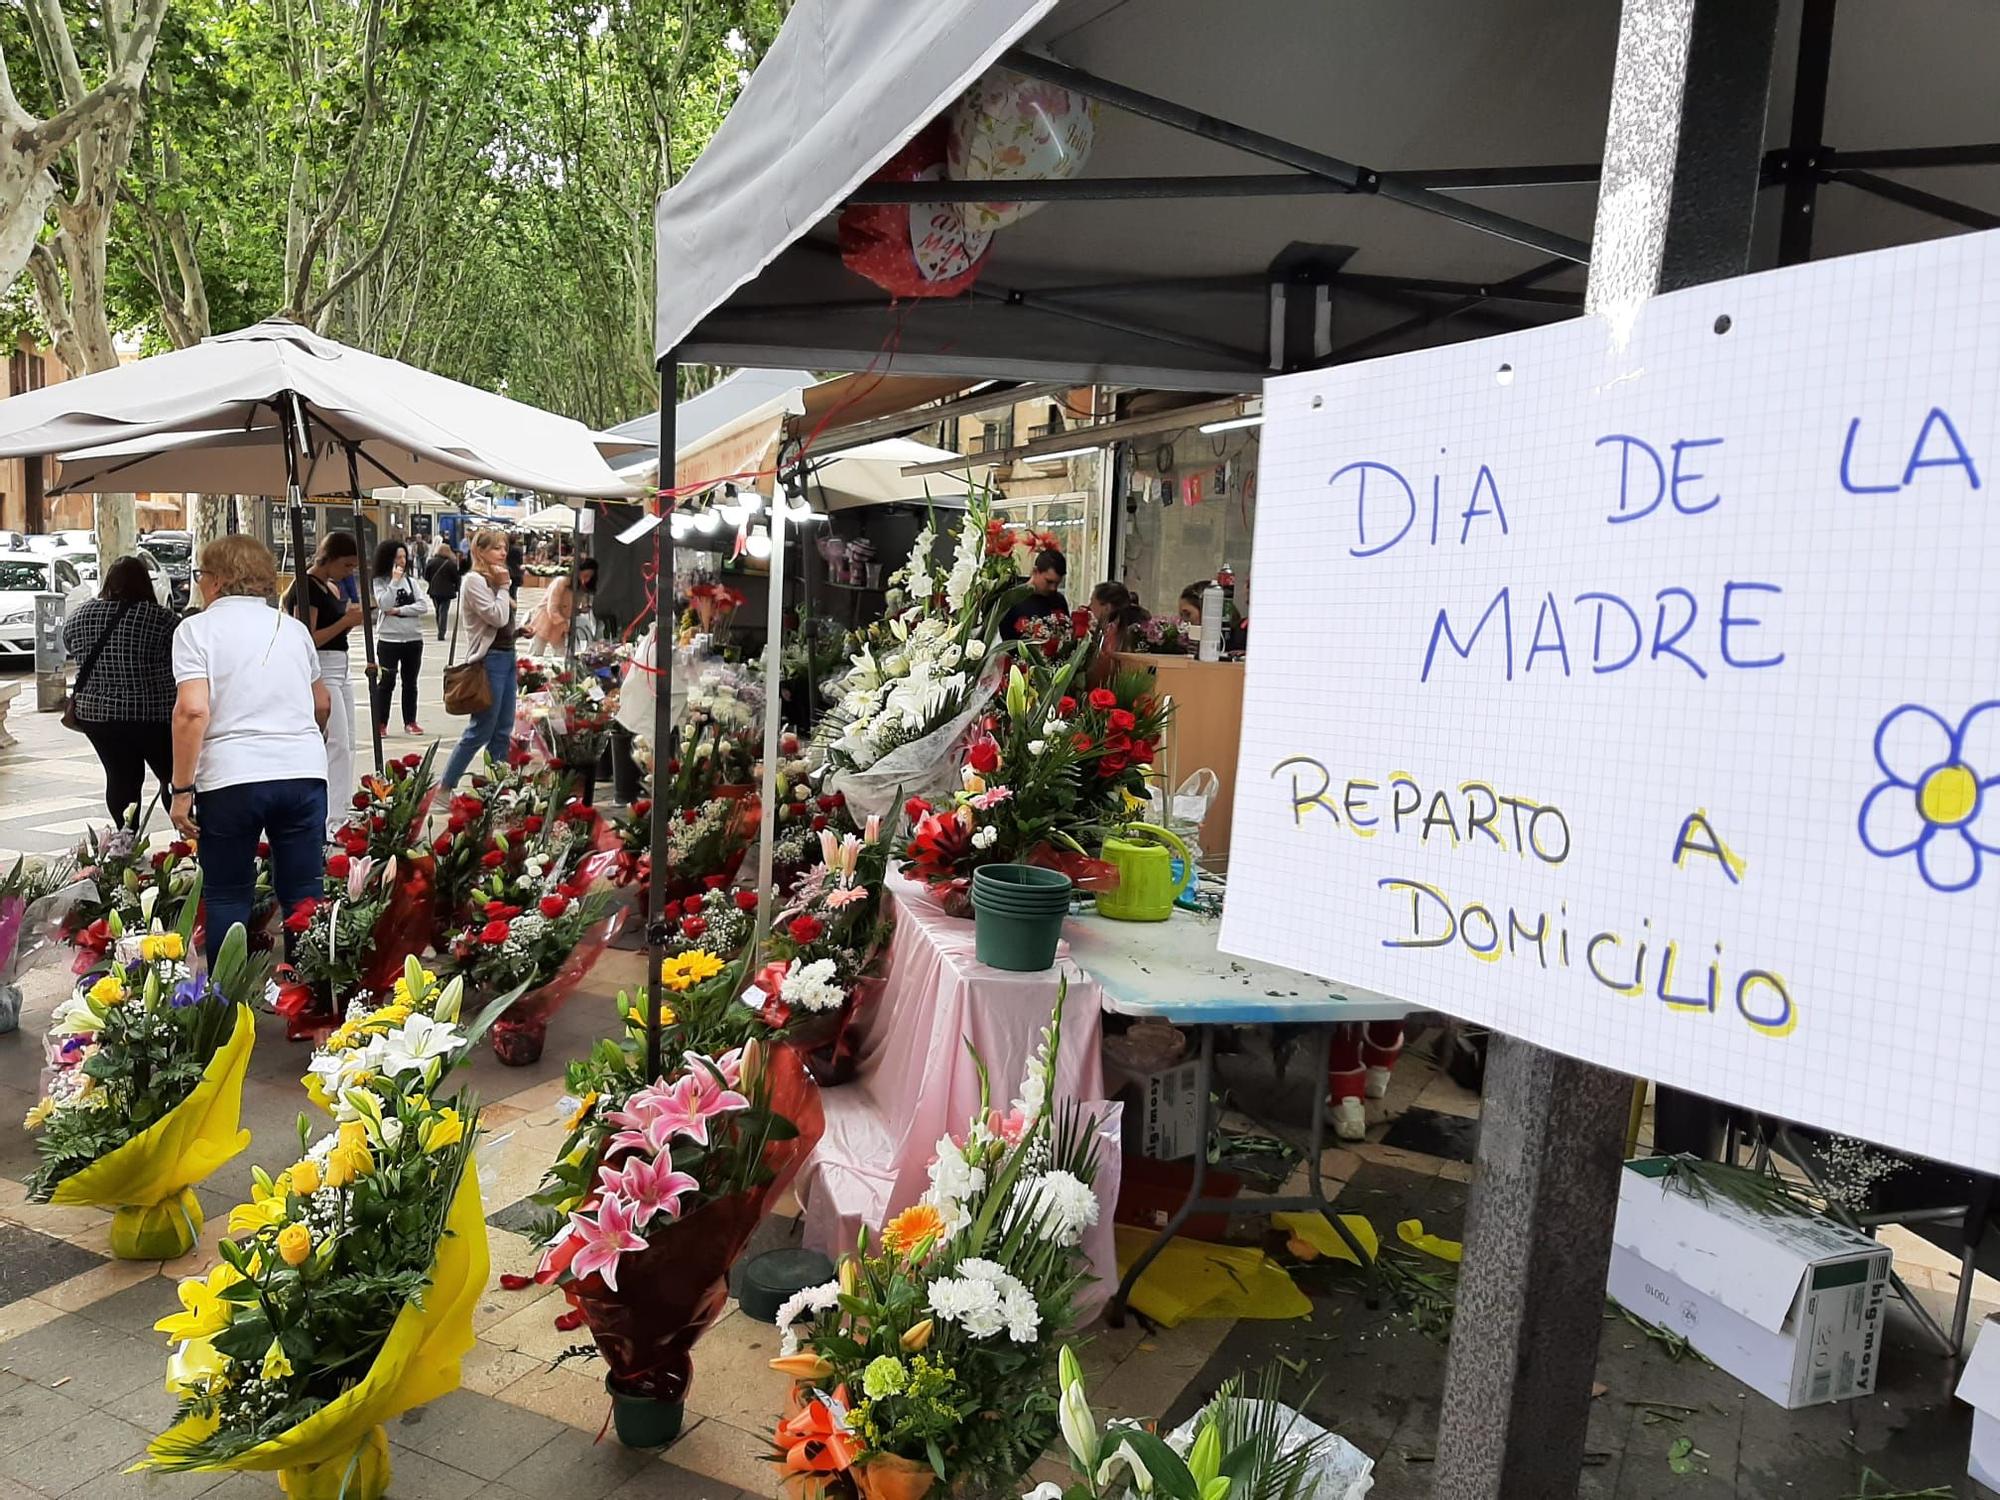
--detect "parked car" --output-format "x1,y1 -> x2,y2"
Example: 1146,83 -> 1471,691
49,546 -> 170,609
0,554 -> 87,662
138,530 -> 193,610
24,530 -> 94,556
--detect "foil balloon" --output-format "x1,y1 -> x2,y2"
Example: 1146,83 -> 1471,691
947,66 -> 1098,233
837,121 -> 992,298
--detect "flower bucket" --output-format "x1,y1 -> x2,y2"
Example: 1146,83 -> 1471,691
489,909 -> 626,1065
607,1377 -> 684,1448
802,974 -> 885,1088
853,1452 -> 937,1500
51,1005 -> 255,1260
971,866 -> 1071,973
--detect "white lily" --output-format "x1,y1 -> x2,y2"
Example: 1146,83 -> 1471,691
1096,1437 -> 1155,1495
375,1014 -> 464,1078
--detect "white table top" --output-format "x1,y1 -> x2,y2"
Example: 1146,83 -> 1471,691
1062,905 -> 1419,1024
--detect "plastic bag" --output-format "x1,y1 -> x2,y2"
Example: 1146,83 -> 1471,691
825,664 -> 1001,821
1167,1399 -> 1374,1500
1147,768 -> 1219,901
2,878 -> 94,986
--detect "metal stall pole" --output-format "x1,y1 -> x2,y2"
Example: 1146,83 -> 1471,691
281,395 -> 312,632
1431,3 -> 1778,1496
346,447 -> 385,775
750,475 -> 789,955
645,358 -> 680,1084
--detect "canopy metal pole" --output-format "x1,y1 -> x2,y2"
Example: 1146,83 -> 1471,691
281,393 -> 312,631
1432,3 -> 1778,1497
345,445 -> 385,775
645,356 -> 680,1084
751,482 -> 787,956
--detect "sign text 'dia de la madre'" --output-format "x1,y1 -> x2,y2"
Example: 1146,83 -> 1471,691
1220,229 -> 2000,1173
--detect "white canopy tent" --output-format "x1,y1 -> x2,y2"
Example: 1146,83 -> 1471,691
657,0 -> 2000,388
517,503 -> 579,533
802,437 -> 989,511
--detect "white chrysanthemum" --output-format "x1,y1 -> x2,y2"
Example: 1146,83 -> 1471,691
774,1279 -> 843,1357
1015,1169 -> 1099,1248
780,958 -> 846,1014
1002,1282 -> 1042,1343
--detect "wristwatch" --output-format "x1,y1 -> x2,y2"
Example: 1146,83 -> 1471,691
167,783 -> 197,800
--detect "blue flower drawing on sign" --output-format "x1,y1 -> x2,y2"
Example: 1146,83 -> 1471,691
1858,702 -> 2000,892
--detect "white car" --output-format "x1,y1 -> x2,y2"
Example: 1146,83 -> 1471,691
0,555 -> 88,661
48,547 -> 170,609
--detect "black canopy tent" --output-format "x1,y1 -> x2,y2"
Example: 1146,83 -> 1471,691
643,1 -> 2000,1490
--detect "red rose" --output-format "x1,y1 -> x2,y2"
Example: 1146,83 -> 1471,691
338,827 -> 369,855
326,853 -> 351,878
811,815 -> 829,832
433,834 -> 454,857
1072,734 -> 1094,753
667,759 -> 681,775
733,890 -> 759,912
829,791 -> 846,808
256,841 -> 272,858
703,874 -> 726,890
283,900 -> 318,934
487,903 -> 522,921
350,792 -> 369,810
1071,608 -> 1093,635
904,797 -> 932,822
447,814 -> 469,834
151,851 -> 168,869
789,914 -> 825,944
1058,696 -> 1076,715
480,919 -> 511,944
1131,739 -> 1158,762
169,840 -> 193,859
660,898 -> 682,920
1108,708 -> 1136,733
968,740 -> 1001,774
401,752 -> 423,768
632,799 -> 652,819
1104,731 -> 1133,754
480,849 -> 507,868
682,809 -> 699,825
1088,688 -> 1117,710
1099,753 -> 1131,775
539,895 -> 569,918
816,795 -> 840,812
681,915 -> 708,939
523,815 -> 545,834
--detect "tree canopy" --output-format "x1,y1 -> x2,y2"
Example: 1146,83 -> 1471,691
2,0 -> 785,427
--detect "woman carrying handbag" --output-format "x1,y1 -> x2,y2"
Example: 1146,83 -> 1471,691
62,556 -> 180,821
441,527 -> 520,789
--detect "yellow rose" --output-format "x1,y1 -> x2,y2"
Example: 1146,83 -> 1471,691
277,1223 -> 313,1267
139,932 -> 185,963
422,1107 -> 464,1154
87,975 -> 126,1007
288,1158 -> 322,1196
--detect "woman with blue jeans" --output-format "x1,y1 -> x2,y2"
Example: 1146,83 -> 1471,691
167,536 -> 331,966
443,527 -> 519,789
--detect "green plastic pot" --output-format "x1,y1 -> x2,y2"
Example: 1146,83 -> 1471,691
607,1379 -> 685,1448
973,863 -> 1073,897
973,895 -> 1069,972
739,1247 -> 837,1324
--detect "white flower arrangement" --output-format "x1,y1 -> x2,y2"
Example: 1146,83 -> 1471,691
779,957 -> 846,1014
927,1257 -> 1041,1343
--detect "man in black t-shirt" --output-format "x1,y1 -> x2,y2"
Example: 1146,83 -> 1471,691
998,548 -> 1069,640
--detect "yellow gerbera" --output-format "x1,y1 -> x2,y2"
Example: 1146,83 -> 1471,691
660,950 -> 725,992
22,1097 -> 54,1130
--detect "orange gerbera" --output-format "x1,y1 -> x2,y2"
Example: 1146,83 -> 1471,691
881,1203 -> 946,1258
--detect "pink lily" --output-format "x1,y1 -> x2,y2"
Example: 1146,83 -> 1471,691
647,1069 -> 749,1147
818,828 -> 840,869
566,1196 -> 647,1291
864,813 -> 882,844
597,1156 -> 699,1229
604,1082 -> 680,1155
346,855 -> 375,903
838,834 -> 863,881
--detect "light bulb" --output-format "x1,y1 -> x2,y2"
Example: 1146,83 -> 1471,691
668,513 -> 691,539
746,527 -> 772,559
741,491 -> 763,514
716,503 -> 746,526
695,510 -> 722,534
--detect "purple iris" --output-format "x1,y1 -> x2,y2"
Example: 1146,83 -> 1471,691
169,977 -> 212,1009
59,1036 -> 89,1059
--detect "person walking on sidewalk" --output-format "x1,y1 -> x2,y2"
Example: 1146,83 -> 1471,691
441,527 -> 519,789
282,531 -> 363,830
425,537 -> 460,642
168,536 -> 329,967
63,556 -> 180,821
370,538 -> 429,737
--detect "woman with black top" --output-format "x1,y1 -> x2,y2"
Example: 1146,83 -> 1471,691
425,538 -> 460,641
63,556 -> 180,821
282,532 -> 364,829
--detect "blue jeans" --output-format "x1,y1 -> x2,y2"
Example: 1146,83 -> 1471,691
196,777 -> 327,967
443,648 -> 517,789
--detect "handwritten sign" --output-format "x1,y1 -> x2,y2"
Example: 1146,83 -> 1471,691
1221,230 -> 2000,1172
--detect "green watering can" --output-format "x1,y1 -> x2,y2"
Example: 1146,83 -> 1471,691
1095,823 -> 1194,922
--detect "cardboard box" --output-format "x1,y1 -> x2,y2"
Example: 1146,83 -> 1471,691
1103,1057 -> 1202,1162
1954,1314 -> 2000,1494
1607,1158 -> 1890,1409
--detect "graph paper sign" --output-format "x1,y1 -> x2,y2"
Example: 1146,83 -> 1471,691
1220,229 -> 2000,1173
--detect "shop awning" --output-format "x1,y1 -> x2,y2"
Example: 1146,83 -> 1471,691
803,438 -> 993,511
658,0 -> 2000,391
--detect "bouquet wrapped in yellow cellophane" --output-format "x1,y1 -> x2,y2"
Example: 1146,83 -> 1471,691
139,970 -> 503,1500
29,910 -> 266,1259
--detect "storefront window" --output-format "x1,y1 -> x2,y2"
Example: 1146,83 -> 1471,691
1115,428 -> 1258,628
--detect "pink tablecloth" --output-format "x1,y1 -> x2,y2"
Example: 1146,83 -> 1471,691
797,874 -> 1123,1308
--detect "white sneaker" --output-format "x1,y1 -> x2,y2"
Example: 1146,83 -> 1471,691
1332,1097 -> 1367,1142
1364,1066 -> 1393,1100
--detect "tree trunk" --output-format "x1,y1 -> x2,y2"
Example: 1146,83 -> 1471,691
190,494 -> 231,561
0,137 -> 56,291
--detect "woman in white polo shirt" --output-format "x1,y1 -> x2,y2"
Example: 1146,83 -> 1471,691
168,535 -> 332,966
